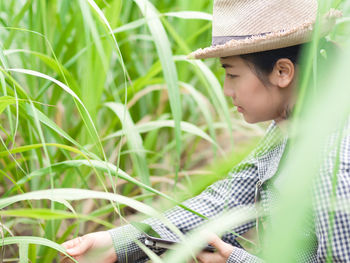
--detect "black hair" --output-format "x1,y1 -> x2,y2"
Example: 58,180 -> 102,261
239,44 -> 304,86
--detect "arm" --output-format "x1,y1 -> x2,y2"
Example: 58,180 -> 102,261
226,248 -> 263,263
109,121 -> 283,262
314,132 -> 350,262
61,122 -> 280,262
108,157 -> 260,263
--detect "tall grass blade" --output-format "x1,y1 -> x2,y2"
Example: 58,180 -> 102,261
105,102 -> 151,186
0,236 -> 77,263
134,0 -> 182,181
19,243 -> 28,263
104,119 -> 220,150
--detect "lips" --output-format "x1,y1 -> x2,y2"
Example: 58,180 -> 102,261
232,101 -> 244,112
233,103 -> 243,111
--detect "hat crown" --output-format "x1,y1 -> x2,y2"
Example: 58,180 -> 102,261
212,0 -> 318,37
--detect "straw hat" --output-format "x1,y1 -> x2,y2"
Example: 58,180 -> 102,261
188,0 -> 342,59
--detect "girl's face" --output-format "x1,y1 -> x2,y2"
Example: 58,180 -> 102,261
220,56 -> 296,124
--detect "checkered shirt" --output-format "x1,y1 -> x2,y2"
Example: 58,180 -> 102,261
108,118 -> 350,262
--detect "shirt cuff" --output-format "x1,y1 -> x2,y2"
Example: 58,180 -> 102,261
227,247 -> 263,263
108,224 -> 148,263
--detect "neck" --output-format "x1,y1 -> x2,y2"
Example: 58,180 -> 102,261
275,118 -> 289,135
274,99 -> 295,135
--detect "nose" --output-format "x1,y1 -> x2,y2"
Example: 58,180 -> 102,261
223,80 -> 236,99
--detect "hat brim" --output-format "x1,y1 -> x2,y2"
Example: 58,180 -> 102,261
188,9 -> 342,59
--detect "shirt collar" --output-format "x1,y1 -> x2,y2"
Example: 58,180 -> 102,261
254,120 -> 289,182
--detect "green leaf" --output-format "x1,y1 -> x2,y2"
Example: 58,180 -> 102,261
0,42 -> 9,69
11,160 -> 208,221
5,49 -> 80,94
112,11 -> 211,35
0,188 -> 159,216
105,102 -> 151,186
0,143 -> 89,158
134,0 -> 182,177
0,208 -> 115,228
164,11 -> 212,21
0,236 -> 77,263
0,96 -> 18,114
8,69 -> 103,159
104,119 -> 221,152
19,243 -> 29,263
24,104 -> 99,160
175,55 -> 234,148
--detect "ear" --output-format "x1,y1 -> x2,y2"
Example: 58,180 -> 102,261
269,58 -> 295,88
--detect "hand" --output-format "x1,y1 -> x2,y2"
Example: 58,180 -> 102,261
61,231 -> 117,263
190,232 -> 234,263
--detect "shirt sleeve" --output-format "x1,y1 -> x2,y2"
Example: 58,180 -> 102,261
227,247 -> 263,263
108,155 -> 260,263
313,130 -> 350,262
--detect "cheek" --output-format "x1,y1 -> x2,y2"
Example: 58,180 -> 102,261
241,79 -> 268,106
241,80 -> 276,120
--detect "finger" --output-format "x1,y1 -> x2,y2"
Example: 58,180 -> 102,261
189,253 -> 205,263
65,236 -> 93,256
200,230 -> 224,249
196,252 -> 204,262
61,236 -> 83,249
204,233 -> 234,258
205,233 -> 222,248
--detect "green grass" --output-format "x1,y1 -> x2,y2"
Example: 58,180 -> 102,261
0,0 -> 349,262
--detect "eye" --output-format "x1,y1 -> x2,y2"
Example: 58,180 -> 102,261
226,73 -> 238,79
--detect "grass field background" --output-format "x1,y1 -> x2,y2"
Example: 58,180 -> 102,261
0,0 -> 349,262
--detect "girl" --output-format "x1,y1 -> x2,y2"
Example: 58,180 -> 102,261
62,0 -> 349,262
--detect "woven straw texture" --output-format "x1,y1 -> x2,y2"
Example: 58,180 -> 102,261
213,0 -> 317,36
189,0 -> 342,59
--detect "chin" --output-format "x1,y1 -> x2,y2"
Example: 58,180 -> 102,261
243,115 -> 271,124
243,115 -> 258,124
244,118 -> 258,124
